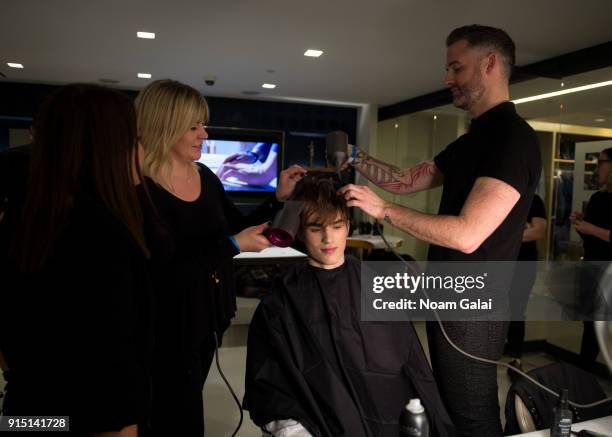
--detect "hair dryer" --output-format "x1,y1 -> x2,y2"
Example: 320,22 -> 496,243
325,130 -> 349,176
264,200 -> 303,247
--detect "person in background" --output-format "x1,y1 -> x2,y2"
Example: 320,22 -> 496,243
244,178 -> 456,437
134,79 -> 305,436
0,84 -> 152,437
571,147 -> 612,370
506,193 -> 547,376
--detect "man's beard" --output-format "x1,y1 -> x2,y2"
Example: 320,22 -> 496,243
452,71 -> 485,111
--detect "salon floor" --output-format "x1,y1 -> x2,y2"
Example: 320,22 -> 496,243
0,323 -> 610,436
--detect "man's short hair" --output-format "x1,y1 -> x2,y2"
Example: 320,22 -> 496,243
446,24 -> 516,79
296,177 -> 348,231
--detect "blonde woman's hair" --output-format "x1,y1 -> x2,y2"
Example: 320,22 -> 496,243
135,79 -> 209,182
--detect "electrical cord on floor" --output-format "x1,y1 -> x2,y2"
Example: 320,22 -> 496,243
375,220 -> 612,410
213,331 -> 244,437
572,430 -> 611,437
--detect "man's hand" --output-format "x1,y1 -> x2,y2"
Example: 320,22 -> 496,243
570,211 -> 585,223
234,223 -> 272,252
276,165 -> 307,201
574,219 -> 596,236
573,219 -> 611,242
338,184 -> 389,220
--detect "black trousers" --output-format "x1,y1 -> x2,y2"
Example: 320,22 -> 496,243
506,262 -> 537,358
149,334 -> 218,437
427,320 -> 509,437
577,263 -> 604,370
506,321 -> 526,359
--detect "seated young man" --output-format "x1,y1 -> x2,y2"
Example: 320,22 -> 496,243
243,178 -> 456,437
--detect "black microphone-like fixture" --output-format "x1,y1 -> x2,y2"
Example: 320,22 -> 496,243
325,130 -> 349,175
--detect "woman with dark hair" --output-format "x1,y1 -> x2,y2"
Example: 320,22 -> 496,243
0,84 -> 152,436
571,147 -> 612,369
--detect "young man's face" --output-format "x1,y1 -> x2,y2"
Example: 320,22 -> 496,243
301,212 -> 349,270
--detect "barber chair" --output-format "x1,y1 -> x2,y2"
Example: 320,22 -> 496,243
345,239 -> 375,260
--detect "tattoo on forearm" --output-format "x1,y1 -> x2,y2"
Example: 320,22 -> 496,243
353,153 -> 436,193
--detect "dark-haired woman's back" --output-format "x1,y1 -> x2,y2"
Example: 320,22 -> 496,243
0,83 -> 153,437
0,191 -> 153,436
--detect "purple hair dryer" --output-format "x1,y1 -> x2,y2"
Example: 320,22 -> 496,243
264,200 -> 303,248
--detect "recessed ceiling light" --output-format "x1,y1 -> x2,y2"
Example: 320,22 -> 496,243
7,63 -> 23,69
513,80 -> 612,105
138,73 -> 152,79
137,31 -> 155,39
304,49 -> 323,58
262,83 -> 276,89
594,118 -> 606,122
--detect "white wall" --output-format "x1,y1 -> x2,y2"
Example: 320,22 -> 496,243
374,111 -> 467,260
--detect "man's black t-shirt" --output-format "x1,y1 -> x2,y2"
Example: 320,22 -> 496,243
581,190 -> 612,261
518,194 -> 546,261
429,102 -> 541,262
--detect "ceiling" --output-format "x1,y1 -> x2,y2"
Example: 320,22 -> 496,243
1,0 -> 612,107
513,66 -> 612,129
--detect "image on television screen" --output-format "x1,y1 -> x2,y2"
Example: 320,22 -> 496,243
197,140 -> 278,192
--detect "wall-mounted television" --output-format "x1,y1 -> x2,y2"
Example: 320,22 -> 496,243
197,127 -> 284,195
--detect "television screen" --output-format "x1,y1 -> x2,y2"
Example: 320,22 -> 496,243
196,128 -> 283,193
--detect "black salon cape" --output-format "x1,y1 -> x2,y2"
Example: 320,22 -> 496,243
244,256 -> 457,437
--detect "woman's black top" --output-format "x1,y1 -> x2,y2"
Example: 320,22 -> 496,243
0,194 -> 153,435
141,163 -> 282,362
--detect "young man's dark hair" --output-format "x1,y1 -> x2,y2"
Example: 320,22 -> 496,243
296,176 -> 349,230
446,24 -> 516,79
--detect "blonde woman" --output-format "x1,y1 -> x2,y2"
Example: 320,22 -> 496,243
135,79 -> 305,436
